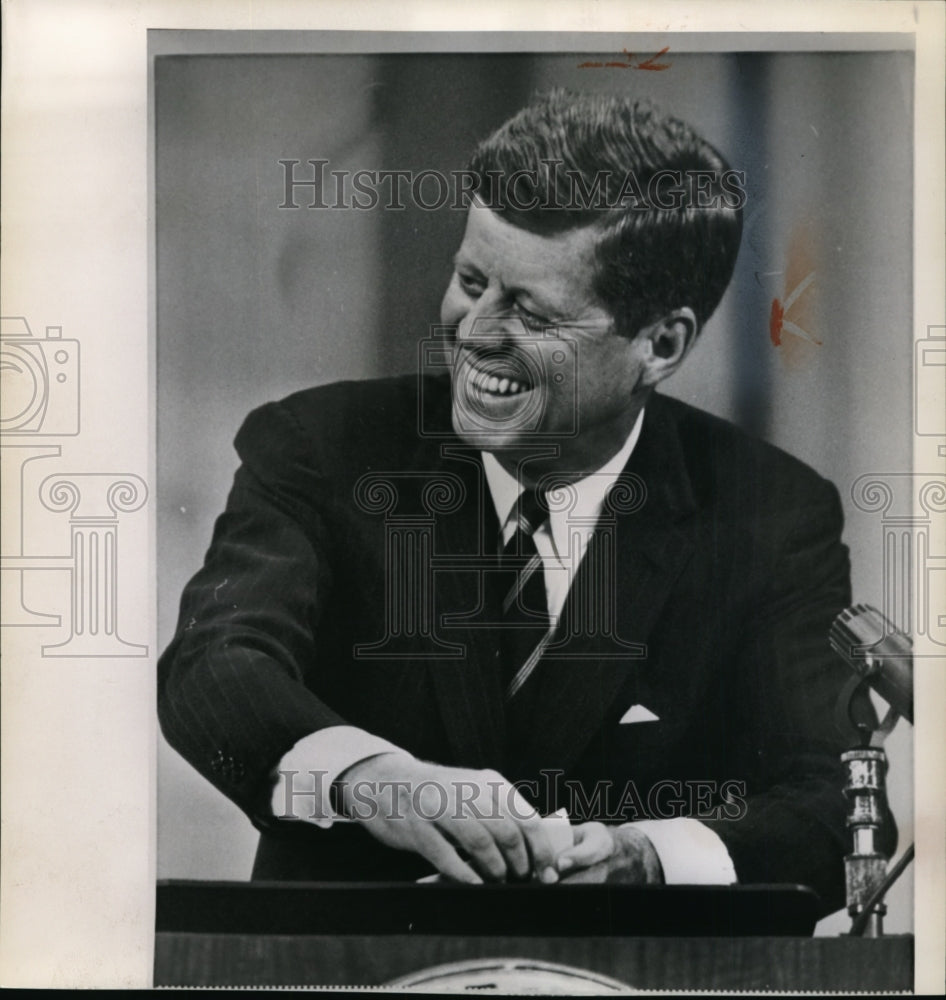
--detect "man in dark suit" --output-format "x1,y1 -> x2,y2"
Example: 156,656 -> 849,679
159,91 -> 883,915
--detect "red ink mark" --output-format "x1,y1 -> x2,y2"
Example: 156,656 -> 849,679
771,271 -> 821,348
578,46 -> 671,71
635,47 -> 672,71
769,298 -> 784,347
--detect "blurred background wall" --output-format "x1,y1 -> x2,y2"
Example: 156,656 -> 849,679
155,48 -> 914,934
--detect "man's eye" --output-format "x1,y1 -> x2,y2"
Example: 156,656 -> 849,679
517,305 -> 551,330
457,272 -> 485,296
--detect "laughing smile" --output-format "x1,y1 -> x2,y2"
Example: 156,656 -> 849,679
458,350 -> 538,403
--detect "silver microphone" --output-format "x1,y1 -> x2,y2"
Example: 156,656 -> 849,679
829,604 -> 913,724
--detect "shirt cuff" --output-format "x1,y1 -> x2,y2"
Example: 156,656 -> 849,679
270,726 -> 411,828
628,818 -> 737,884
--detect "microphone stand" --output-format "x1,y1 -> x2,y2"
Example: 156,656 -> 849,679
830,604 -> 915,938
834,678 -> 909,937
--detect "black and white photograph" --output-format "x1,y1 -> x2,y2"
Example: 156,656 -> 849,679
2,2 -> 944,992
152,30 -> 923,992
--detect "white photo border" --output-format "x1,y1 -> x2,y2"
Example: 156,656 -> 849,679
1,0 -> 943,991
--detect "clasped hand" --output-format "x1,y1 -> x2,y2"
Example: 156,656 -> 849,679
335,754 -> 662,885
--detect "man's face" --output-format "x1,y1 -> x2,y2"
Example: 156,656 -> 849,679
441,201 -> 651,476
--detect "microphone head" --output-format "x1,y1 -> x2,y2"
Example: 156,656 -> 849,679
830,604 -> 913,724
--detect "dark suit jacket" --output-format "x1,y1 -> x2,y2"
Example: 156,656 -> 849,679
158,374 -> 890,915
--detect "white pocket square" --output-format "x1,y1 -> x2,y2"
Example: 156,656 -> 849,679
620,704 -> 660,724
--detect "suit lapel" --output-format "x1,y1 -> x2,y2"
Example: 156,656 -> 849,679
512,395 -> 700,776
414,430 -> 508,770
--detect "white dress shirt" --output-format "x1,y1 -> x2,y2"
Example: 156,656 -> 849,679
481,410 -> 644,625
271,410 -> 736,885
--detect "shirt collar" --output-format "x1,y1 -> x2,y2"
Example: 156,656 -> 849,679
481,409 -> 646,557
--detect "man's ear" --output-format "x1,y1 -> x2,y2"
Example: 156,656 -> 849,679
637,308 -> 698,387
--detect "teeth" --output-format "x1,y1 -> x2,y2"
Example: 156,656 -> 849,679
470,366 -> 530,395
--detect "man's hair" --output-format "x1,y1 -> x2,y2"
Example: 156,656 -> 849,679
468,89 -> 744,337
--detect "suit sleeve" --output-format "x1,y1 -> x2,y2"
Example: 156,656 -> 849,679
157,399 -> 350,826
701,475 -> 896,915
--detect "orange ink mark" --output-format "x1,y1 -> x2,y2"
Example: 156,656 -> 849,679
769,298 -> 784,347
578,46 -> 671,71
770,221 -> 822,368
635,47 -> 672,71
774,270 -> 821,349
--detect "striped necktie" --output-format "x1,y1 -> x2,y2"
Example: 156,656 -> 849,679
499,489 -> 553,700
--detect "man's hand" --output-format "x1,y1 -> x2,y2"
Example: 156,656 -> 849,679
334,753 -> 558,885
555,822 -> 664,884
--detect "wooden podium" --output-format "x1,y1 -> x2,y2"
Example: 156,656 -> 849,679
154,880 -> 913,990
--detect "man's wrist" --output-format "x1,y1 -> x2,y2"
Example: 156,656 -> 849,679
331,751 -> 413,818
628,818 -> 737,884
613,825 -> 665,884
270,727 -> 411,827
